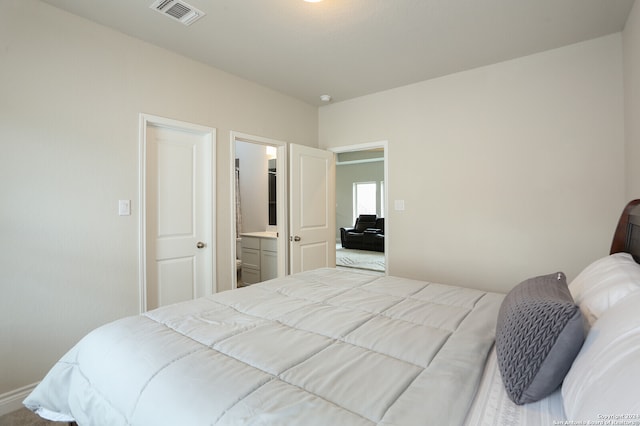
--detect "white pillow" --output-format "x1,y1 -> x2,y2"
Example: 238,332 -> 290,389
569,253 -> 640,327
562,291 -> 640,420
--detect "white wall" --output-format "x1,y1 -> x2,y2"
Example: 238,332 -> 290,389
236,142 -> 269,233
320,34 -> 626,293
0,0 -> 317,398
624,0 -> 640,200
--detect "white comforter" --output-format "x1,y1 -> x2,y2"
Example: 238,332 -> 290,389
25,268 -> 503,425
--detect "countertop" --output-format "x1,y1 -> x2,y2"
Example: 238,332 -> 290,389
240,231 -> 278,239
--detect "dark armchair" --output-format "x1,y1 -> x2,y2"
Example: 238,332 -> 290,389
340,215 -> 385,252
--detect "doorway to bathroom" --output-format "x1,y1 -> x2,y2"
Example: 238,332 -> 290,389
230,132 -> 287,289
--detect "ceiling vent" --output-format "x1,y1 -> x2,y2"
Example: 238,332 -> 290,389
150,0 -> 205,26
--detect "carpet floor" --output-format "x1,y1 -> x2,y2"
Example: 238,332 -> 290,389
336,247 -> 385,272
0,408 -> 68,426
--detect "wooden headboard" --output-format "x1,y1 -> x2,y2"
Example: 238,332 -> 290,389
610,199 -> 640,261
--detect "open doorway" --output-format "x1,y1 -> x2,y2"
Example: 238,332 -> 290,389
331,142 -> 388,275
230,132 -> 287,289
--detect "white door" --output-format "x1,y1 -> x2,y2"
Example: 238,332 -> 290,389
143,117 -> 215,311
289,144 -> 336,273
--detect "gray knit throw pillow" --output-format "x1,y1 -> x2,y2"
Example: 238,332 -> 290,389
495,272 -> 585,405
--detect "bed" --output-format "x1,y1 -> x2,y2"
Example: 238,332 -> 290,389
24,200 -> 640,425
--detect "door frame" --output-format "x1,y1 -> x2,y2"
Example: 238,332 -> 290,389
229,131 -> 288,289
330,140 -> 389,273
138,113 -> 217,313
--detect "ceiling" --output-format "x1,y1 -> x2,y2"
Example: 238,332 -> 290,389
41,0 -> 636,106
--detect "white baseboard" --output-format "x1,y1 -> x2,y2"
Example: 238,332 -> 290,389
0,382 -> 38,416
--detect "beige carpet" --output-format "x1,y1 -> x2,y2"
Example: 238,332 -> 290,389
0,408 -> 68,426
336,247 -> 385,272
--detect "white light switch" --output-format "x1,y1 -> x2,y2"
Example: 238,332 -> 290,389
394,200 -> 405,211
118,200 -> 131,216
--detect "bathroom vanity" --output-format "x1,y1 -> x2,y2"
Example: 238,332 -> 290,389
240,231 -> 278,284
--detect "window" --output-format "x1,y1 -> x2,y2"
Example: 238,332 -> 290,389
353,182 -> 377,221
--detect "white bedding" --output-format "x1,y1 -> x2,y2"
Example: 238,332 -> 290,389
463,346 -> 566,425
25,268 -> 504,425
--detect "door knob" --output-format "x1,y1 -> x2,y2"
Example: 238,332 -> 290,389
293,236 -> 301,242
196,241 -> 206,249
